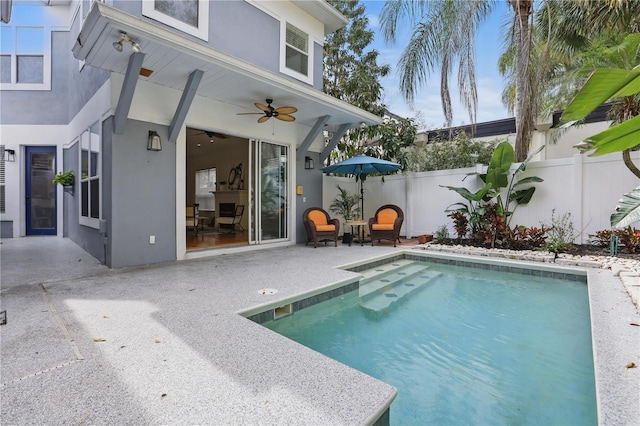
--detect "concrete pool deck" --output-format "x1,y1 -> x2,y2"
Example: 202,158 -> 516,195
1,237 -> 638,425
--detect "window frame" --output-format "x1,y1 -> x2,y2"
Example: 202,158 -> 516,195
280,21 -> 313,85
78,121 -> 101,228
0,25 -> 52,91
142,0 -> 209,41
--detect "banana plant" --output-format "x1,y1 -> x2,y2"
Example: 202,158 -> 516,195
442,141 -> 544,231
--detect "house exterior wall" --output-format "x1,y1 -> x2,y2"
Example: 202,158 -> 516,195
109,119 -> 176,268
110,0 -> 324,88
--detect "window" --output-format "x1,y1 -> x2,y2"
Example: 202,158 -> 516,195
195,167 -> 216,211
280,21 -> 312,84
80,121 -> 100,224
285,22 -> 308,76
142,0 -> 209,41
0,25 -> 51,90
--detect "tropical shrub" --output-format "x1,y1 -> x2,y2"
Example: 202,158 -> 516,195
591,227 -> 640,253
406,131 -> 499,172
442,141 -> 544,247
434,224 -> 450,241
542,210 -> 579,253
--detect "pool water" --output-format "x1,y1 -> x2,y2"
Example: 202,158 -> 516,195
264,260 -> 597,425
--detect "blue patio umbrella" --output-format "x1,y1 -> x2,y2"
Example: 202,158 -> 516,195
322,154 -> 401,221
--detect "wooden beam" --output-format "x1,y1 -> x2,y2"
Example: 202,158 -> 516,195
113,52 -> 145,134
296,115 -> 330,162
168,69 -> 204,144
320,122 -> 351,162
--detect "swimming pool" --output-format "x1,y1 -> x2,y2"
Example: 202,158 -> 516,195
262,257 -> 598,425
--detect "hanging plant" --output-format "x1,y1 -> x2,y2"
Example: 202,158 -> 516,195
52,170 -> 75,186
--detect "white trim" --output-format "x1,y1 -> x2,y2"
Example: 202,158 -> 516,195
142,0 -> 209,42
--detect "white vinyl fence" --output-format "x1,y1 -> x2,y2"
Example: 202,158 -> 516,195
323,152 -> 640,244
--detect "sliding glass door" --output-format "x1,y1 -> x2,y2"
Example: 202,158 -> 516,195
250,140 -> 289,243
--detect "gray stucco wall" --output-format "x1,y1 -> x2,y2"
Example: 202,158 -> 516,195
111,0 -> 321,87
0,29 -> 108,125
296,151 -> 324,243
109,119 -> 176,268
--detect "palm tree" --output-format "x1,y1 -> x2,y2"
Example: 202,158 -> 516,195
381,0 -> 537,161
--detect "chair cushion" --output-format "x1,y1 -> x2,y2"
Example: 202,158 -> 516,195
316,224 -> 336,232
377,208 -> 398,224
372,223 -> 394,231
308,210 -> 328,226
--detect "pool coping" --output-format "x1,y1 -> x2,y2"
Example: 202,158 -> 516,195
239,250 -> 639,425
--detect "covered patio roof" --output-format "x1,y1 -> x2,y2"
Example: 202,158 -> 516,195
72,2 -> 382,158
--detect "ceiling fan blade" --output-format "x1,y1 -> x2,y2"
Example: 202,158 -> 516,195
237,112 -> 264,115
275,106 -> 297,114
258,115 -> 271,123
276,114 -> 295,122
255,102 -> 271,112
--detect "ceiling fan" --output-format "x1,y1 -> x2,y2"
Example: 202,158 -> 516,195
192,130 -> 227,142
237,99 -> 297,123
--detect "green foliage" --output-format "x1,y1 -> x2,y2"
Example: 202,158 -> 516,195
52,170 -> 74,186
442,141 -> 544,244
542,210 -> 579,253
591,227 -> 640,254
329,185 -> 360,220
406,132 -> 498,172
434,224 -> 450,241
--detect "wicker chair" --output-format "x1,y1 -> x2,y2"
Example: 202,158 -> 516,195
368,204 -> 404,247
303,207 -> 340,248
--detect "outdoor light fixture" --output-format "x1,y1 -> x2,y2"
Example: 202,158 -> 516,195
3,149 -> 15,162
305,156 -> 314,169
147,131 -> 162,151
113,32 -> 141,53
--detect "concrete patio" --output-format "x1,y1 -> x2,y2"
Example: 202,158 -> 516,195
1,237 -> 638,425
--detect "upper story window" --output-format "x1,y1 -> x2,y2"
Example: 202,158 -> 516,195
142,0 -> 209,41
0,25 -> 51,90
281,22 -> 312,84
80,121 -> 101,226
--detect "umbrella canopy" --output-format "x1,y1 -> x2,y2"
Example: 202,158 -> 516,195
322,154 -> 401,222
321,154 -> 401,176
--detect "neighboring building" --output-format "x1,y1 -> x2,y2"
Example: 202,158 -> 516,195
416,104 -> 612,160
1,0 -> 381,267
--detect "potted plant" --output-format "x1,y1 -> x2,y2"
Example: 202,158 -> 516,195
329,185 -> 360,244
52,170 -> 75,194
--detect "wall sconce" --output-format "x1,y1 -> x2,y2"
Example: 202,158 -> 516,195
113,32 -> 142,53
3,149 -> 15,162
147,131 -> 162,151
304,156 -> 314,169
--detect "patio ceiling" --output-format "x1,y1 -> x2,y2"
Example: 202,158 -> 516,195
72,2 -> 382,135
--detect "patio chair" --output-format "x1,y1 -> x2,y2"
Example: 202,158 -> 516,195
303,207 -> 340,248
368,204 -> 404,247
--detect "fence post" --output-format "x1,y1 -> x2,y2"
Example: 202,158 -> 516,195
572,154 -> 585,244
405,172 -> 413,239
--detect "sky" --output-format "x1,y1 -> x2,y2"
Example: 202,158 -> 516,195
362,0 -> 513,130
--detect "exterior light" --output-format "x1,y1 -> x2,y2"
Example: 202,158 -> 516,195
113,32 -> 142,53
147,131 -> 162,151
305,156 -> 314,169
3,148 -> 15,162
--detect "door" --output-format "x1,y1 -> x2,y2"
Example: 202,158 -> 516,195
250,140 -> 289,243
26,146 -> 56,235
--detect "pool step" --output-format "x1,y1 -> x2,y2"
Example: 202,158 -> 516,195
358,262 -> 441,312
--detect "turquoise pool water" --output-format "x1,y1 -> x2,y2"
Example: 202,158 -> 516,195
264,259 -> 597,425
